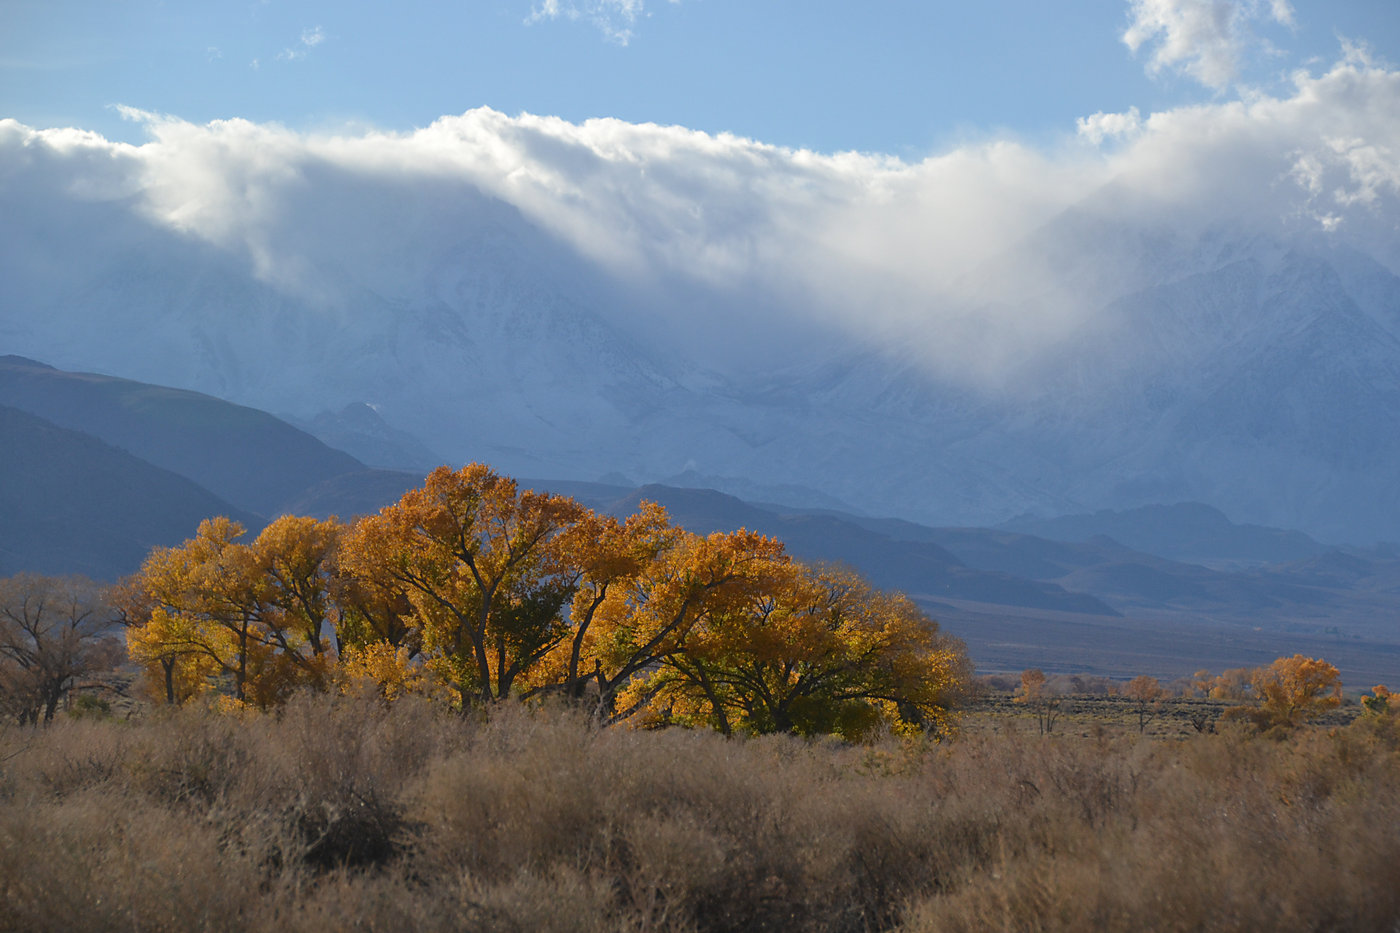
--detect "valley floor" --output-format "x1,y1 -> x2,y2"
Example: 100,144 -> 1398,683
932,597 -> 1400,686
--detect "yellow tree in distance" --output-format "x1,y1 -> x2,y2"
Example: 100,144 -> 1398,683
1249,654 -> 1342,729
1122,674 -> 1170,733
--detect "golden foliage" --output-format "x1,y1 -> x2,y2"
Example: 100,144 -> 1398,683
123,462 -> 971,737
1122,675 -> 1170,732
1362,684 -> 1395,716
646,563 -> 968,739
123,515 -> 343,707
1192,655 -> 1345,732
1249,654 -> 1342,728
337,463 -> 589,704
338,640 -> 447,702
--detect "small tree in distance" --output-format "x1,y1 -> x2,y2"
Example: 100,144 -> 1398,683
1122,675 -> 1170,733
1194,667 -> 1254,701
1212,654 -> 1343,732
1362,685 -> 1394,716
1014,668 -> 1061,735
1249,655 -> 1342,729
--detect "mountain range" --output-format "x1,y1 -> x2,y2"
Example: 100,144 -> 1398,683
6,155 -> 1400,545
3,356 -> 1399,683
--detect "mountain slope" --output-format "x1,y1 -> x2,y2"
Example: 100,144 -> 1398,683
0,356 -> 365,516
0,404 -> 260,579
999,502 -> 1327,565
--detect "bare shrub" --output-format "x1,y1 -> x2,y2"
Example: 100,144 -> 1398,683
0,788 -> 260,933
0,574 -> 122,725
897,725 -> 1400,932
2,692 -> 1398,932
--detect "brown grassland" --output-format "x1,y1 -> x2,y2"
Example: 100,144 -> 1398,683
2,687 -> 1398,933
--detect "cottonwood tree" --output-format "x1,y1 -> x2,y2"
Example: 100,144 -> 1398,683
127,517 -> 264,704
338,464 -> 589,706
571,526 -> 789,724
252,514 -> 344,668
1246,655 -> 1342,729
124,515 -> 345,706
1122,675 -> 1170,733
1015,668 -> 1062,735
513,516 -> 791,721
643,564 -> 969,739
0,574 -> 122,724
522,502 -> 682,707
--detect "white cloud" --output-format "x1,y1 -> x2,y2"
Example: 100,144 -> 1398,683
1123,0 -> 1295,89
2,51 -> 1397,383
527,0 -> 654,45
278,25 -> 326,61
1077,106 -> 1144,144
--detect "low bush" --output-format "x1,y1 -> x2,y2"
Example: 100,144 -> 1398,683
1,693 -> 1397,932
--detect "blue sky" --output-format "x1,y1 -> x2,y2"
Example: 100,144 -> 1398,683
3,1 -> 1397,155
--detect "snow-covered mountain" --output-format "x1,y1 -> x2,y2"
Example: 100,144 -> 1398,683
4,97 -> 1400,544
7,186 -> 1398,543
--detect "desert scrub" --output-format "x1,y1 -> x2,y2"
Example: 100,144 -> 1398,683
1,692 -> 1398,932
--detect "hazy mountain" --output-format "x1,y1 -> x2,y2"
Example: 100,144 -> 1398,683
290,403 -> 446,472
999,502 -> 1327,566
280,469 -> 426,520
3,370 -> 1396,679
0,356 -> 365,517
0,404 -> 259,580
6,160 -> 1400,544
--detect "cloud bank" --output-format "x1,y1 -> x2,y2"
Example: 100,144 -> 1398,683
3,51 -> 1399,382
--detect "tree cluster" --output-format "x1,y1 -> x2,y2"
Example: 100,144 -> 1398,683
1192,655 -> 1344,731
117,464 -> 971,739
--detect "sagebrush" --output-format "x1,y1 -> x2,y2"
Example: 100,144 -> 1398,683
2,692 -> 1398,932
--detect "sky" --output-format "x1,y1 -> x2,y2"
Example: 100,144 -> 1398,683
2,1 -> 1399,385
3,0 -> 1398,155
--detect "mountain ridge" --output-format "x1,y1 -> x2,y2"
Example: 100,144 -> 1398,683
0,403 -> 261,580
0,354 -> 367,517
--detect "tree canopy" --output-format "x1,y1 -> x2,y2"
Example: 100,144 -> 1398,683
120,463 -> 970,739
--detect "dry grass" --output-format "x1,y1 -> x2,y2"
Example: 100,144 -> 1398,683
1,693 -> 1397,932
